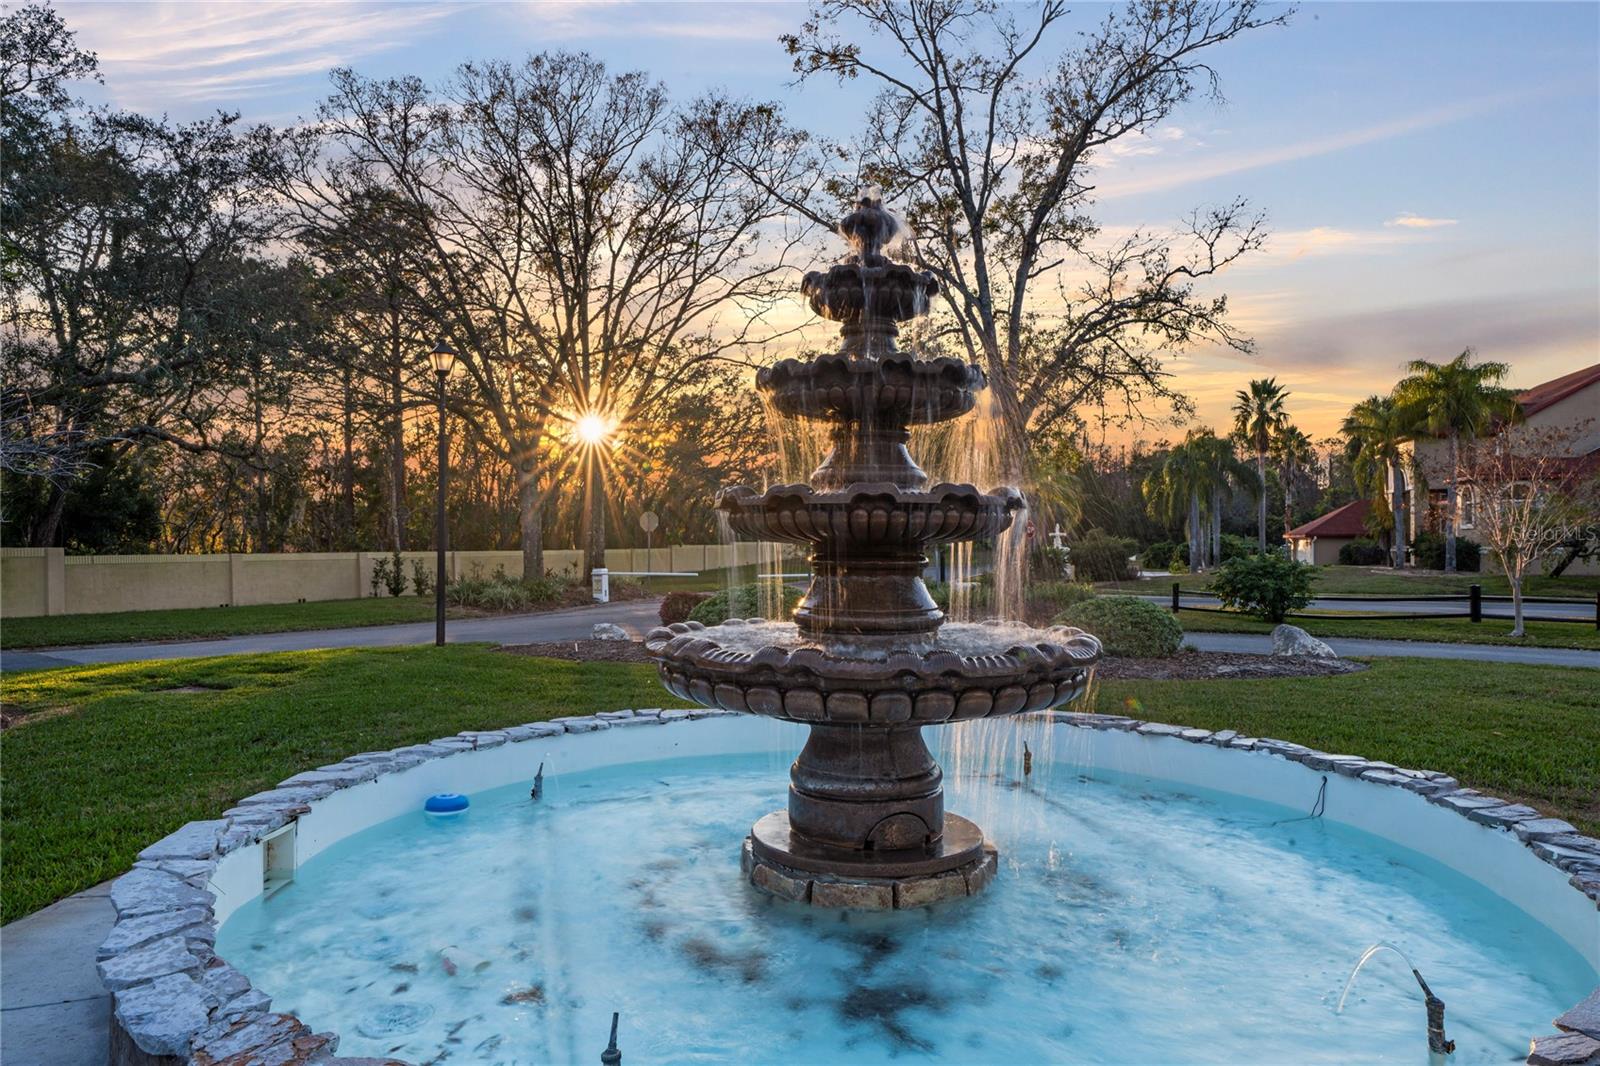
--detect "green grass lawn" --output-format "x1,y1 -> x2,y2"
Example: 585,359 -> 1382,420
1089,659 -> 1599,838
0,597 -> 459,650
0,646 -> 694,923
1103,566 -> 1600,599
2,648 -> 1595,923
1177,607 -> 1600,650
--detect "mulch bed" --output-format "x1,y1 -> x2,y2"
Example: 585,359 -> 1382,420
500,641 -> 1363,681
1093,651 -> 1364,681
500,639 -> 656,664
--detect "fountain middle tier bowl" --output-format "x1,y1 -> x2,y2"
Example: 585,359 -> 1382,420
717,482 -> 1023,547
757,353 -> 984,425
646,619 -> 1101,724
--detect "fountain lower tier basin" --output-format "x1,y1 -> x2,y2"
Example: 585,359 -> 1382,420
214,728 -> 1597,1066
647,620 -> 1101,723
716,482 -> 1022,547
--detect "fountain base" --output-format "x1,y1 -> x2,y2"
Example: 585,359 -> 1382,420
743,813 -> 998,909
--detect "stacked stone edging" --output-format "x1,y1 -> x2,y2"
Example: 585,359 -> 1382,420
99,706 -> 1600,1066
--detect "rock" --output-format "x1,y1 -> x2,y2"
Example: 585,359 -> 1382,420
1205,729 -> 1239,746
504,722 -> 563,741
1466,803 -> 1541,828
810,878 -> 893,909
456,730 -> 509,749
110,868 -> 214,919
135,857 -> 217,885
1301,753 -> 1369,773
1557,988 -> 1600,1040
1270,624 -> 1337,658
1515,818 -> 1581,843
592,623 -> 630,640
964,847 -> 1000,895
99,908 -> 213,960
137,820 -> 226,863
233,784 -> 336,807
750,862 -> 811,903
191,1011 -> 318,1065
596,710 -> 636,720
659,709 -> 694,722
551,716 -> 610,733
1527,1031 -> 1600,1066
199,959 -> 252,1004
1428,791 -> 1507,814
1134,722 -> 1185,737
114,973 -> 218,1058
893,870 -> 969,908
99,934 -> 205,990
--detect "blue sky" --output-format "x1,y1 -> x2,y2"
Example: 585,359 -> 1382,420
58,1 -> 1600,439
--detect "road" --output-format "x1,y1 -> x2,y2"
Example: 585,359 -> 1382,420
1184,631 -> 1600,668
1155,592 -> 1596,622
0,599 -> 665,672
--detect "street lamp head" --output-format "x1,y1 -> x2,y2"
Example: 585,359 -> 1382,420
429,339 -> 458,377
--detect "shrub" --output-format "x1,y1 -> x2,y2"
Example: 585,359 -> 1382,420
410,558 -> 434,597
1337,538 -> 1388,566
1219,533 -> 1256,562
688,583 -> 803,625
1167,556 -> 1189,575
1070,529 -> 1137,582
369,556 -> 389,598
1028,581 -> 1098,614
1410,531 -> 1481,572
659,591 -> 713,625
447,569 -> 582,612
1055,596 -> 1183,658
1212,553 -> 1315,622
925,581 -> 994,614
384,550 -> 408,597
1142,541 -> 1177,570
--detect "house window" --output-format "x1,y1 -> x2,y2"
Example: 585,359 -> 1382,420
1459,488 -> 1475,528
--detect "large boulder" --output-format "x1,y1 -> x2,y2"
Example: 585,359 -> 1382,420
1271,624 -> 1337,659
591,623 -> 629,641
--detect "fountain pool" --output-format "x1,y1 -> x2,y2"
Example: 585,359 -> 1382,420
213,718 -> 1596,1065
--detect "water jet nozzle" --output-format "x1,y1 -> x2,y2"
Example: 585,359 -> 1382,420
601,1011 -> 621,1065
1411,970 -> 1455,1056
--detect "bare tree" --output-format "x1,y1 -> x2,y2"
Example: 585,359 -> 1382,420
740,0 -> 1287,477
1458,423 -> 1599,637
274,54 -> 816,578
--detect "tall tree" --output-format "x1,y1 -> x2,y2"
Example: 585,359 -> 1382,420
1393,349 -> 1520,572
1341,395 -> 1413,567
736,0 -> 1286,479
1272,422 -> 1316,549
1144,432 -> 1244,571
1190,430 -> 1257,566
1231,377 -> 1289,551
275,54 -> 813,579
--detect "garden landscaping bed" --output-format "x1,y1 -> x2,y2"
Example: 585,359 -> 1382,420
502,639 -> 656,663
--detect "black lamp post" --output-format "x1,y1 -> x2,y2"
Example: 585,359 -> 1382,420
429,339 -> 458,646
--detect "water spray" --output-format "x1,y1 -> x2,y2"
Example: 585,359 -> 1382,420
1337,943 -> 1454,1057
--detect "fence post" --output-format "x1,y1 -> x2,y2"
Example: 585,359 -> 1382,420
1469,584 -> 1481,623
1171,582 -> 1181,613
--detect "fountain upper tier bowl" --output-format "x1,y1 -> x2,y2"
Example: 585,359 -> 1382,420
716,482 -> 1023,547
646,619 -> 1099,725
759,352 -> 984,424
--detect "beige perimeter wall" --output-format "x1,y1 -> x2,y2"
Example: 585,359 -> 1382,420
0,542 -> 778,618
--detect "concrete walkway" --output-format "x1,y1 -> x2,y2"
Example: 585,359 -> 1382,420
1,599 -> 665,672
0,881 -> 114,1066
1185,631 -> 1600,668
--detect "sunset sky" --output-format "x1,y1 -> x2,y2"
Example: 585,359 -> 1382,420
57,0 -> 1600,442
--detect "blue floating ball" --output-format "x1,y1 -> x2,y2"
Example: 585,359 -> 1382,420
424,793 -> 469,814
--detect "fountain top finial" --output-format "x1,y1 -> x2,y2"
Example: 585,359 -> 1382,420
839,196 -> 898,266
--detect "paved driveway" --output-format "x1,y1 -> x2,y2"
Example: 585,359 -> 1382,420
1,599 -> 665,672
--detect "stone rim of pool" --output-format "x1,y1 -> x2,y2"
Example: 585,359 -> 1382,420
101,708 -> 1600,1065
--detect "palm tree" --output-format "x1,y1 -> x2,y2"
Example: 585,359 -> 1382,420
1393,350 -> 1520,571
1143,438 -> 1206,571
1232,378 -> 1290,552
1341,395 -> 1413,567
1272,424 -> 1317,550
1191,431 -> 1258,564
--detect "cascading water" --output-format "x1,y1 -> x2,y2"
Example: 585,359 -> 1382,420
645,196 -> 1101,908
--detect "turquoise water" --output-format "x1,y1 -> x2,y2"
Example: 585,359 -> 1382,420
218,747 -> 1593,1065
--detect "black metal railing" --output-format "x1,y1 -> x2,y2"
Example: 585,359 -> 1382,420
1169,582 -> 1600,629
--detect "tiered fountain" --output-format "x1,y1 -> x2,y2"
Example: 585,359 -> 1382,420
646,197 -> 1101,908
